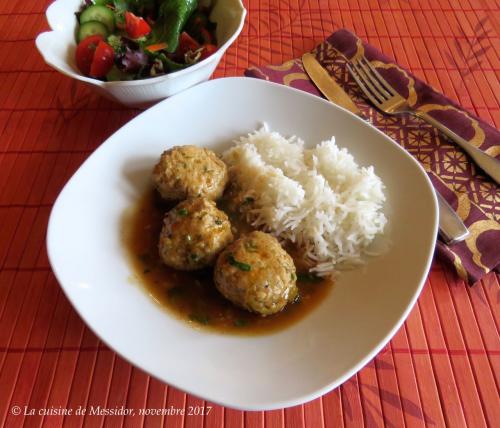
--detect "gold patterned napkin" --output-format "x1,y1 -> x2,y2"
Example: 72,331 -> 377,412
245,29 -> 500,285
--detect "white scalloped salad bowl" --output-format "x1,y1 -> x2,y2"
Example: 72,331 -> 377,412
35,0 -> 246,106
46,78 -> 438,411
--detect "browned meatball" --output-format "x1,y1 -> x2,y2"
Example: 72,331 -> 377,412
214,231 -> 298,316
159,198 -> 233,271
153,145 -> 228,201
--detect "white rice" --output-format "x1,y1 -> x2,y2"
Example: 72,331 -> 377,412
222,125 -> 387,275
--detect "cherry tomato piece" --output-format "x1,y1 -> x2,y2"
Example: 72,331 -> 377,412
178,32 -> 200,54
125,11 -> 151,38
199,27 -> 213,44
75,35 -> 104,76
89,40 -> 115,78
199,44 -> 217,60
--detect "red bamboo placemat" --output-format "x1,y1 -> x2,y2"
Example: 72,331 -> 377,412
0,0 -> 499,427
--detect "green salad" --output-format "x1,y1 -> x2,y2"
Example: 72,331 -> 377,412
74,0 -> 217,81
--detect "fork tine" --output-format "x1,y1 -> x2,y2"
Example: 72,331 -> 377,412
351,60 -> 386,103
346,63 -> 384,108
357,58 -> 392,99
361,57 -> 399,97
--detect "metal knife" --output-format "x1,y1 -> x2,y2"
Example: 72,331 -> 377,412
301,52 -> 470,245
302,53 -> 360,115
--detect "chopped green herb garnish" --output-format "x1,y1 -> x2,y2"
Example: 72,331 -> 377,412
228,254 -> 251,271
139,253 -> 151,263
290,272 -> 297,281
234,319 -> 247,327
190,253 -> 199,261
297,272 -> 322,282
243,197 -> 255,205
167,286 -> 185,298
177,208 -> 189,216
215,219 -> 223,225
189,314 -> 209,325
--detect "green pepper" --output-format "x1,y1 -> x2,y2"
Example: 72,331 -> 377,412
150,0 -> 198,53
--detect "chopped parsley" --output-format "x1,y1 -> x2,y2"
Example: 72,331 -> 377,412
177,208 -> 189,216
297,272 -> 322,283
243,197 -> 255,205
227,254 -> 251,271
189,314 -> 209,325
214,218 -> 223,225
167,286 -> 185,299
139,253 -> 151,263
233,319 -> 247,327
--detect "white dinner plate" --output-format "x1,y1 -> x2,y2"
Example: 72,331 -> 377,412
47,77 -> 438,410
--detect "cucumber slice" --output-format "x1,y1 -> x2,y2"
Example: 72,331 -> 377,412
106,65 -> 134,81
80,5 -> 115,32
78,21 -> 109,42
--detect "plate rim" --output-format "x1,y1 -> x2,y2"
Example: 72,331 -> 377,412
46,76 -> 439,411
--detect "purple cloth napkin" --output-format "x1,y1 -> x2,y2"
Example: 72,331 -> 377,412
245,29 -> 500,285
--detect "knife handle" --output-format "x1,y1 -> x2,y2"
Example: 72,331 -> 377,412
436,192 -> 469,245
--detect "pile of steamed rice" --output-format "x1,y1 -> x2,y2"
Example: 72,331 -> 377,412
222,125 -> 387,276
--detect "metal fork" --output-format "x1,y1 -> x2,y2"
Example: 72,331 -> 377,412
347,56 -> 500,185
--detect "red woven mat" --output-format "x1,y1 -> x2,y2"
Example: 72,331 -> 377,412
1,0 -> 499,427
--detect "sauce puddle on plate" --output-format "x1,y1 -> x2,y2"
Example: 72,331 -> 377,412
123,188 -> 333,335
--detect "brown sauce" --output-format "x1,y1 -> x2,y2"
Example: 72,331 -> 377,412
123,188 -> 333,335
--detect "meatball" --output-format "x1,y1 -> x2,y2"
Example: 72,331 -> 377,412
159,198 -> 233,270
153,145 -> 228,201
214,231 -> 298,316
